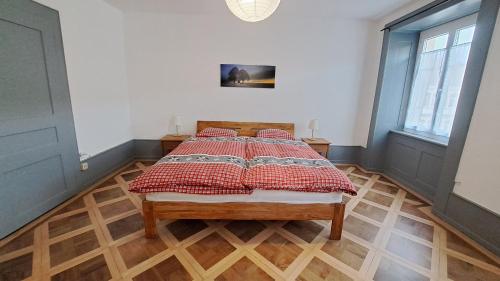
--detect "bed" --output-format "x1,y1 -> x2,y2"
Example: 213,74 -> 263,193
131,121 -> 356,240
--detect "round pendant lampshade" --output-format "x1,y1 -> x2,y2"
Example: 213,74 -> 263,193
225,0 -> 280,22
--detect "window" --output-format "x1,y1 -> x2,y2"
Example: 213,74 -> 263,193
404,16 -> 476,138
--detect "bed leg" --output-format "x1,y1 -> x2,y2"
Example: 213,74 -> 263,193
330,203 -> 345,240
143,200 -> 158,239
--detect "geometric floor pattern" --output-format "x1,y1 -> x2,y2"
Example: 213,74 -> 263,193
1,161 -> 499,281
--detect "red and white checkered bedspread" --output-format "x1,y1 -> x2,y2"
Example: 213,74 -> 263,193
243,138 -> 357,195
129,137 -> 250,194
130,137 -> 356,196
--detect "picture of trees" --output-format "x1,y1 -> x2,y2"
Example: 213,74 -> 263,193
220,64 -> 276,88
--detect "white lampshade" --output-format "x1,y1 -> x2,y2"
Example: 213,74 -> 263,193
174,116 -> 182,127
225,0 -> 280,22
309,119 -> 319,130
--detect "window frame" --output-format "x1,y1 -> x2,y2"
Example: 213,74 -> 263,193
401,14 -> 478,140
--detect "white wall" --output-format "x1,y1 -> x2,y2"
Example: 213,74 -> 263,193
123,5 -> 372,145
454,9 -> 500,215
353,26 -> 383,147
34,0 -> 132,157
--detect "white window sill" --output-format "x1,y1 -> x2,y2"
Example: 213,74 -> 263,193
390,129 -> 449,147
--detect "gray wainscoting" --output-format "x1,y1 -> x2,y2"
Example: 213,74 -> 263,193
134,139 -> 163,160
76,141 -> 366,196
384,131 -> 446,202
28,138 -> 500,256
328,146 -> 361,164
433,194 -> 500,256
77,140 -> 135,188
132,140 -> 364,165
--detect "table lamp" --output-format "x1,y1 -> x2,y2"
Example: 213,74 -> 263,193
308,119 -> 319,139
174,116 -> 182,136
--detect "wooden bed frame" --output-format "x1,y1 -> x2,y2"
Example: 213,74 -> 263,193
143,121 -> 346,240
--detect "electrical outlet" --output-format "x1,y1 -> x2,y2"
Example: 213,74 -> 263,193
80,162 -> 89,171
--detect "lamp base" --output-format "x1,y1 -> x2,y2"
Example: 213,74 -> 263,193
310,129 -> 316,140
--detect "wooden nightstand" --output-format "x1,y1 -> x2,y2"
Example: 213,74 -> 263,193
161,135 -> 191,156
302,138 -> 331,157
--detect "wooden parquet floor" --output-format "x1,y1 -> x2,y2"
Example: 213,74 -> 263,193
0,161 -> 499,281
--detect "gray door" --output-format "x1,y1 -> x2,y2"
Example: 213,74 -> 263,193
0,0 -> 80,238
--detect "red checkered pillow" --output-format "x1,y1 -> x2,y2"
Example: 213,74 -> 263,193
256,129 -> 295,140
196,127 -> 238,137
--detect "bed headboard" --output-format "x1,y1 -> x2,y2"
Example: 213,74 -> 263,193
196,121 -> 295,137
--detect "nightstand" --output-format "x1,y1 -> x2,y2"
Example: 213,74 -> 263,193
161,134 -> 191,156
302,138 -> 331,157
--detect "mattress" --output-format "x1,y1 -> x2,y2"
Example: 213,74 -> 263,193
146,189 -> 343,204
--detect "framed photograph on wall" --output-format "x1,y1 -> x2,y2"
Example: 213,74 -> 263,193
220,64 -> 276,88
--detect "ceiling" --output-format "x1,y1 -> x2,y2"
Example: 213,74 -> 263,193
105,0 -> 415,20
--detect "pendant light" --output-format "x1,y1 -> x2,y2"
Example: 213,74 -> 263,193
225,0 -> 280,22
